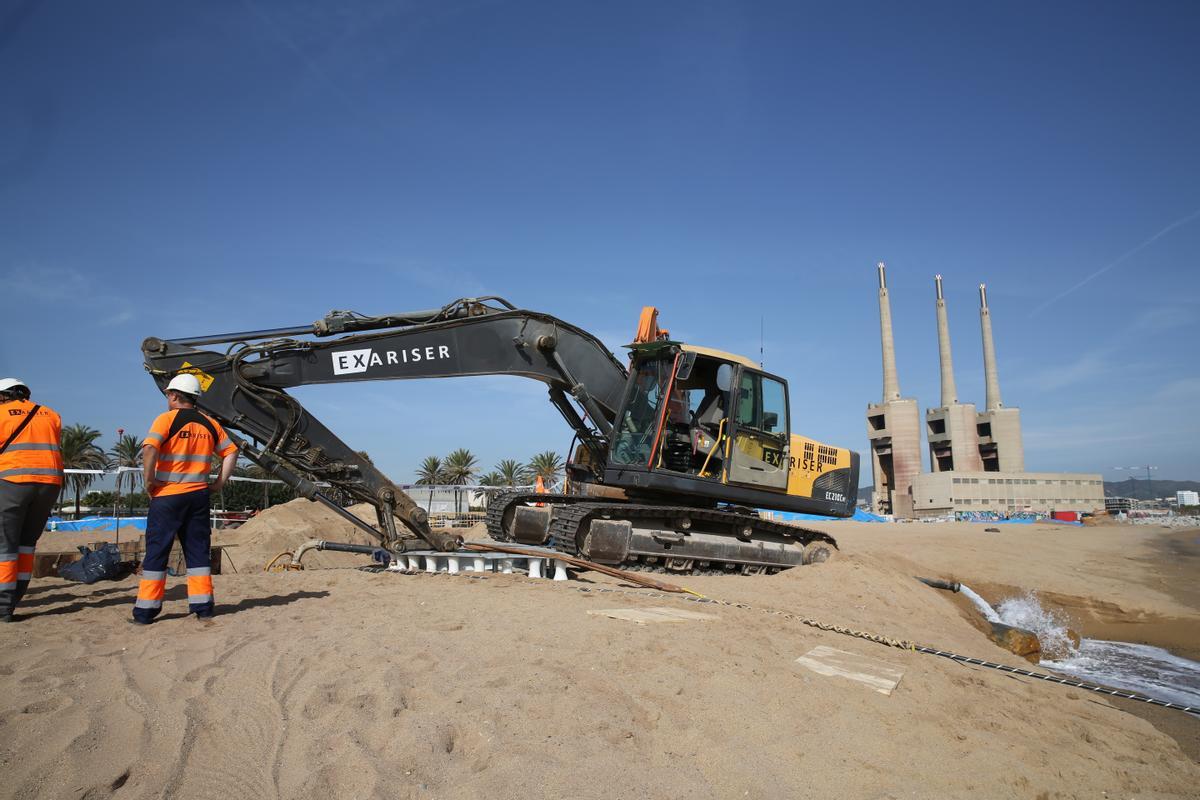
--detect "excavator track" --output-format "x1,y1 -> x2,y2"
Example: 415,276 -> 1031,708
483,490 -> 588,542
486,493 -> 837,576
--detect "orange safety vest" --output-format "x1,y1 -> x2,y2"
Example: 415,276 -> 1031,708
0,400 -> 63,486
143,409 -> 237,498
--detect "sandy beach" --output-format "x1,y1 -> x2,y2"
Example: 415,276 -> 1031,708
2,509 -> 1198,799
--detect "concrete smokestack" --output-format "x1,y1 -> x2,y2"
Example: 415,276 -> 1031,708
979,284 -> 1003,411
934,274 -> 958,406
877,262 -> 901,401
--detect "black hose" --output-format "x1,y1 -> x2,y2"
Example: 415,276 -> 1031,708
915,576 -> 961,593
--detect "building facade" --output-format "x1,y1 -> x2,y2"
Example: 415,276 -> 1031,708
910,471 -> 1105,517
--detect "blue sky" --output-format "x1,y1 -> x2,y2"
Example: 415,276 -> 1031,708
1,1 -> 1197,486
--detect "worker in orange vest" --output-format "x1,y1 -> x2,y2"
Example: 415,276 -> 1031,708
0,378 -> 63,622
133,374 -> 238,624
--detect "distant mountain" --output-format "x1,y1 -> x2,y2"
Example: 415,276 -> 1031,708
1104,478 -> 1200,501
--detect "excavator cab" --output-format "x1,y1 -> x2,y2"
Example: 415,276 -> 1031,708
608,343 -> 793,493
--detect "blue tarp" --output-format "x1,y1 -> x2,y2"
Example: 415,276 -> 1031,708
766,508 -> 888,523
47,516 -> 148,532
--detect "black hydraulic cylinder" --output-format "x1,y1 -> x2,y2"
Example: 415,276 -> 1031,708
167,324 -> 318,347
314,541 -> 387,556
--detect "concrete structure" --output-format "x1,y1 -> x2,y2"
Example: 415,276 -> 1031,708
975,284 -> 1025,472
925,275 -> 983,473
1105,497 -> 1135,514
911,472 -> 1105,517
865,263 -> 922,517
1178,490 -> 1200,507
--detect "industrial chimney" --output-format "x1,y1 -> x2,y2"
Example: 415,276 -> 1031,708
865,263 -> 922,517
925,274 -> 982,473
975,283 -> 1025,471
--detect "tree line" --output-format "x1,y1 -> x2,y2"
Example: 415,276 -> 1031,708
414,449 -> 565,489
56,424 -> 565,516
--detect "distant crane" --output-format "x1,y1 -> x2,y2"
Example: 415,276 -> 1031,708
1112,465 -> 1158,501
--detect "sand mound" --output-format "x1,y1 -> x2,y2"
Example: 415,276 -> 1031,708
223,500 -> 489,572
222,499 -> 386,571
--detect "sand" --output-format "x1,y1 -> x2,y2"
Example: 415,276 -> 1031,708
3,510 -> 1198,799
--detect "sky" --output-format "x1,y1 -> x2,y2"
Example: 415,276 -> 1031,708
1,0 -> 1198,488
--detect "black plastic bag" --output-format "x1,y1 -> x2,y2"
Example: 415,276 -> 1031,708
57,543 -> 130,584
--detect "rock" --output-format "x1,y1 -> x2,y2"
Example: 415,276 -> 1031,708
988,621 -> 1041,662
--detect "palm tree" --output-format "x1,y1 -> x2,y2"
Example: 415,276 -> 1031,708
525,450 -> 565,491
415,455 -> 444,511
60,424 -> 108,517
494,458 -> 529,487
108,433 -> 143,513
415,455 -> 444,485
442,448 -> 478,485
442,449 -> 479,513
478,471 -> 504,487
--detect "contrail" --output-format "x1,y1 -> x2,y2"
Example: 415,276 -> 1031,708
1032,206 -> 1200,314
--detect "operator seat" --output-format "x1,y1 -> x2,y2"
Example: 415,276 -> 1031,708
692,364 -> 733,469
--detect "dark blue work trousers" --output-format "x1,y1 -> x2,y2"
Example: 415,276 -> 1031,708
134,488 -> 213,623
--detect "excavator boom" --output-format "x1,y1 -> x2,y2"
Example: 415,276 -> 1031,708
142,298 -> 626,551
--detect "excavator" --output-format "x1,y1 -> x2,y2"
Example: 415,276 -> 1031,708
141,297 -> 858,574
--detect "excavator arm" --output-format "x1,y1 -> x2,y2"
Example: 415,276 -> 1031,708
141,297 -> 628,552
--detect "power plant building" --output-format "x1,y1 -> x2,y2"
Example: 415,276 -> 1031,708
910,472 -> 1105,517
866,266 -> 1104,519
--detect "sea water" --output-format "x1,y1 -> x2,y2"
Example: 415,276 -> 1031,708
963,587 -> 1200,708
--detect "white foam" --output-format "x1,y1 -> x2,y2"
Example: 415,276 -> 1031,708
963,585 -> 1200,708
1042,640 -> 1200,708
994,591 -> 1077,660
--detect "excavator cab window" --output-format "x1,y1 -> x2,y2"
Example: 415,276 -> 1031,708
610,354 -> 677,466
611,350 -> 742,479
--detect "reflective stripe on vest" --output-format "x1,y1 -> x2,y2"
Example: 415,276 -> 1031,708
154,470 -> 210,484
0,467 -> 65,480
157,454 -> 212,463
4,443 -> 60,451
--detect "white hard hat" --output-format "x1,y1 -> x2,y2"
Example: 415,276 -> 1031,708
165,373 -> 202,397
0,377 -> 28,393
